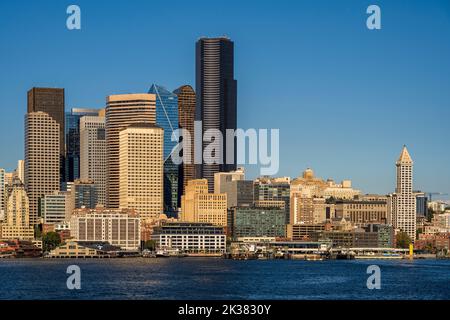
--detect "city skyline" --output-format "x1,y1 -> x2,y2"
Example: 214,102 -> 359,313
0,1 -> 450,197
1,2 -> 450,306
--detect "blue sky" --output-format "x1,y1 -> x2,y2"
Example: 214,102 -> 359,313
0,0 -> 449,197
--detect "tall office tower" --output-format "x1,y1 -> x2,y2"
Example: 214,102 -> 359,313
25,112 -> 60,226
254,177 -> 291,224
80,115 -> 107,206
105,94 -> 156,208
0,168 -> 5,221
174,85 -> 196,196
1,178 -> 34,240
181,179 -> 227,227
196,37 -> 237,191
65,108 -> 100,182
148,84 -> 179,216
16,160 -> 25,184
392,146 -> 417,241
27,88 -> 65,183
119,123 -> 163,221
390,146 -> 417,241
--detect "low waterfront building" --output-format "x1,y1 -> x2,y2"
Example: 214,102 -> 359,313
0,240 -> 41,257
46,240 -> 111,258
311,229 -> 380,248
232,206 -> 286,239
70,207 -> 141,251
287,224 -> 327,241
236,236 -> 276,243
151,222 -> 226,254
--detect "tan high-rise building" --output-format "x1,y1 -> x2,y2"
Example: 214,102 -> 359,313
0,168 -> 5,221
105,94 -> 156,208
80,115 -> 107,205
290,193 -> 327,225
27,88 -> 65,158
106,94 -> 156,208
119,123 -> 163,221
0,178 -> 34,240
214,168 -> 245,194
25,111 -> 60,226
181,179 -> 227,226
16,160 -> 25,184
389,146 -> 416,241
174,85 -> 196,195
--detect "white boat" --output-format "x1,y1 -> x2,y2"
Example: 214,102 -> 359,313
155,249 -> 170,257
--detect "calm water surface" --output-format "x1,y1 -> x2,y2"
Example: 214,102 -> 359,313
0,258 -> 449,300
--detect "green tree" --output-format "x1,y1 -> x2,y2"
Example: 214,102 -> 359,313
34,225 -> 42,239
143,240 -> 156,251
42,232 -> 61,252
427,208 -> 435,222
396,232 -> 412,249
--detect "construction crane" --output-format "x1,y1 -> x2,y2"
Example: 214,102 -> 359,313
425,192 -> 449,202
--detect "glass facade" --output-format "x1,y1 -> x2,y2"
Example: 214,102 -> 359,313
196,37 -> 237,191
73,183 -> 98,209
254,182 -> 291,224
233,207 -> 286,239
148,85 -> 179,216
65,108 -> 100,182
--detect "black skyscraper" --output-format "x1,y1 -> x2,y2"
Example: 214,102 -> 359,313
196,37 -> 237,191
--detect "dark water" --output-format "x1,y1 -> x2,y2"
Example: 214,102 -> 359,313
0,258 -> 449,300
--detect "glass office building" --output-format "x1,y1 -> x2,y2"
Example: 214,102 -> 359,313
232,207 -> 286,239
65,108 -> 100,182
148,84 -> 179,216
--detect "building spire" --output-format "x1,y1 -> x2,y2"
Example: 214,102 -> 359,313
397,145 -> 413,163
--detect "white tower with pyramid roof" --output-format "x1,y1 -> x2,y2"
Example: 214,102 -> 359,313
391,146 -> 416,241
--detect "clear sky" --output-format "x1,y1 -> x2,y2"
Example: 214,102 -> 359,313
0,0 -> 449,198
